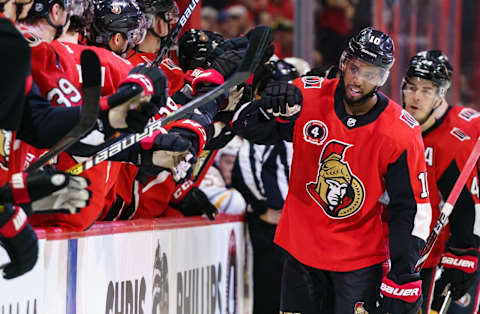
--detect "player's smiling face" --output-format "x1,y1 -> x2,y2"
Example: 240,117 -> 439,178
403,77 -> 439,124
342,59 -> 380,104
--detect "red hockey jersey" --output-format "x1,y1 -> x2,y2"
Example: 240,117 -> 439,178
127,52 -> 184,96
274,78 -> 432,272
422,106 -> 480,268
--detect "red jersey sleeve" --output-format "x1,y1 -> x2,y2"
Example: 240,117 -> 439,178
384,110 -> 432,276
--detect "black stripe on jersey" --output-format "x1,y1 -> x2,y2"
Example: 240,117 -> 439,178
333,83 -> 389,129
385,150 -> 425,276
438,160 -> 479,249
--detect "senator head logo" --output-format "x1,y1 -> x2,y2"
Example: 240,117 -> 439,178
306,140 -> 365,218
0,130 -> 12,171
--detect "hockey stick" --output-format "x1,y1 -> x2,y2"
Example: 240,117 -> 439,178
150,0 -> 200,68
171,149 -> 219,201
437,290 -> 452,314
67,25 -> 272,176
416,137 -> 480,313
25,50 -> 101,174
415,136 -> 480,272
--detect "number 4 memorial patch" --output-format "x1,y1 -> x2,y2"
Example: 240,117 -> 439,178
303,120 -> 328,145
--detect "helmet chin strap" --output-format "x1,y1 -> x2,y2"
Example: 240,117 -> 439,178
46,14 -> 66,40
148,15 -> 170,49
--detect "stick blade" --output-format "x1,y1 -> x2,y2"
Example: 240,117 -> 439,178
237,25 -> 272,74
25,50 -> 101,174
81,49 -> 101,89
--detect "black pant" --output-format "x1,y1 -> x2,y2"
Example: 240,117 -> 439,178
247,214 -> 288,314
280,254 -> 383,314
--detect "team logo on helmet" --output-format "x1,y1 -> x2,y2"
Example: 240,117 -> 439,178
306,140 -> 365,219
0,130 -> 12,171
303,120 -> 328,145
111,3 -> 122,14
454,292 -> 471,308
198,31 -> 209,42
354,302 -> 368,313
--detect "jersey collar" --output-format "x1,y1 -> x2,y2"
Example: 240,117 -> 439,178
333,83 -> 389,129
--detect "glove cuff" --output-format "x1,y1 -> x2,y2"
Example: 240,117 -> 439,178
0,205 -> 28,238
191,69 -> 225,95
168,119 -> 207,154
119,73 -> 155,97
380,276 -> 422,303
441,250 -> 478,274
10,172 -> 31,204
139,128 -> 168,150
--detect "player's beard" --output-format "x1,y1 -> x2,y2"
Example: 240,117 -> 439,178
340,77 -> 377,107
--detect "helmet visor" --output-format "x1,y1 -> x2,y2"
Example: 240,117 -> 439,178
402,77 -> 438,102
343,57 -> 390,86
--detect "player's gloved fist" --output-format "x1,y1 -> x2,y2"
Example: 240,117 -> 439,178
375,274 -> 422,314
171,187 -> 218,221
138,128 -> 197,182
434,247 -> 478,301
102,65 -> 167,133
0,204 -> 38,279
259,81 -> 303,121
191,68 -> 225,95
1,170 -> 74,206
30,175 -> 91,214
209,49 -> 246,78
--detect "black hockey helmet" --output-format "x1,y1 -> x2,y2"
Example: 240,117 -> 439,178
30,0 -> 71,16
140,0 -> 171,15
340,27 -> 395,86
270,59 -> 300,81
178,29 -> 224,71
140,0 -> 178,24
405,50 -> 452,97
89,0 -> 144,47
252,59 -> 300,95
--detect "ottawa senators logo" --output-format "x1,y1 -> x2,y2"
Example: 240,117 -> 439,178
0,130 -> 12,171
354,302 -> 368,313
306,140 -> 365,218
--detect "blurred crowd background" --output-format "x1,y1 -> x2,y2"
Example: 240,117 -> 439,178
198,0 -> 479,110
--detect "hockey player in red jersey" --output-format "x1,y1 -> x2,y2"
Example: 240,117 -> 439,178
87,0 -> 145,59
402,50 -> 480,313
0,0 -> 92,278
127,0 -> 184,96
18,0 -> 198,231
231,27 -> 432,313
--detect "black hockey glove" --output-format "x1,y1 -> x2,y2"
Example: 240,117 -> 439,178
171,187 -> 218,221
0,204 -> 38,279
209,49 -> 246,79
259,81 -> 303,121
136,129 -> 197,183
0,170 -> 90,214
100,64 -> 168,134
208,36 -> 249,59
431,247 -> 478,308
376,273 -> 422,314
